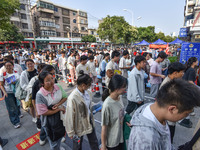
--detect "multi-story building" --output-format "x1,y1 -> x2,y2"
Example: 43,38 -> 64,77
31,0 -> 88,38
10,0 -> 33,38
184,0 -> 200,42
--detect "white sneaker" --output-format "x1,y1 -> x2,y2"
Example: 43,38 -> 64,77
14,123 -> 21,129
37,127 -> 41,131
39,139 -> 46,146
61,137 -> 65,143
32,118 -> 37,123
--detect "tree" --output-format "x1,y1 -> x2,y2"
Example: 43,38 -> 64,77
136,26 -> 157,42
81,35 -> 96,43
0,24 -> 24,42
0,0 -> 20,30
97,15 -> 138,44
156,32 -> 165,41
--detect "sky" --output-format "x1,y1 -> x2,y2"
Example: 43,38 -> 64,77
50,0 -> 186,36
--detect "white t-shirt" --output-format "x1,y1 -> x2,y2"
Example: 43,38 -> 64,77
142,104 -> 171,148
0,71 -> 20,93
19,56 -> 26,65
87,61 -> 97,76
58,57 -> 67,70
67,56 -> 75,70
105,60 -> 118,87
76,63 -> 90,77
119,57 -> 128,78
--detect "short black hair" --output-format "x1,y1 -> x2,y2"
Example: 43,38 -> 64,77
143,52 -> 149,57
134,56 -> 146,65
149,53 -> 152,58
157,79 -> 200,113
157,51 -> 167,59
123,50 -> 129,56
168,62 -> 186,75
89,55 -> 94,60
77,70 -> 92,86
25,59 -> 34,64
80,55 -> 88,61
111,50 -> 120,59
104,53 -> 110,57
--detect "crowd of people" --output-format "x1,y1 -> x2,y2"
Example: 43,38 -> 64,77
0,47 -> 200,150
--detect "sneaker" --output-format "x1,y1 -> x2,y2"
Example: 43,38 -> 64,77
32,118 -> 37,123
39,139 -> 46,146
190,112 -> 195,116
14,123 -> 21,129
1,139 -> 8,147
61,137 -> 65,143
37,127 -> 41,132
179,119 -> 192,128
19,114 -> 24,118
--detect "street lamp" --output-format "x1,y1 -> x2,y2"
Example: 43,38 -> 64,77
67,26 -> 73,48
123,9 -> 134,26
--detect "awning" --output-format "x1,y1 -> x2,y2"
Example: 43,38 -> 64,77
49,42 -> 61,45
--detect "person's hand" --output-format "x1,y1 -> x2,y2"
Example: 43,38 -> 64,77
69,136 -> 73,139
101,145 -> 108,150
4,93 -> 8,98
126,122 -> 132,127
36,112 -> 40,118
137,101 -> 143,104
52,104 -> 59,110
59,107 -> 66,114
160,75 -> 166,79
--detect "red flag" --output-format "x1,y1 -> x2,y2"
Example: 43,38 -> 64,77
165,44 -> 169,54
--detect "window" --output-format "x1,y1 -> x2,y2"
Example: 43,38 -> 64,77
55,24 -> 60,29
39,1 -> 54,10
73,12 -> 76,16
62,9 -> 69,16
56,32 -> 61,37
21,14 -> 27,19
81,19 -> 84,24
29,33 -> 33,37
41,12 -> 52,18
91,31 -> 94,35
81,27 -> 85,31
54,7 -> 58,12
20,4 -> 26,10
79,12 -> 86,17
23,32 -> 28,37
85,20 -> 87,24
40,21 -> 55,27
63,17 -> 70,24
12,21 -> 20,27
13,12 -> 18,17
41,30 -> 56,36
73,19 -> 76,23
22,23 -> 28,29
64,33 -> 68,37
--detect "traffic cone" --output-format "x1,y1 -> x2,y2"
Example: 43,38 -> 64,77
68,75 -> 73,87
94,82 -> 101,98
91,84 -> 96,92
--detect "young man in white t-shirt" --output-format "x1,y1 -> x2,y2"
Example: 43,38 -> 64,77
119,50 -> 131,78
105,50 -> 120,87
128,79 -> 200,150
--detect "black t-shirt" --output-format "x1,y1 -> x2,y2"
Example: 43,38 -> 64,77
28,69 -> 37,81
32,78 -> 58,100
183,68 -> 196,82
46,54 -> 49,61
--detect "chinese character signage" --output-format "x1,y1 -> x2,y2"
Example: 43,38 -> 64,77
179,28 -> 188,37
180,43 -> 200,64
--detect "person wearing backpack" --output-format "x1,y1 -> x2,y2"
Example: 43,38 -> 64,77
0,61 -> 21,128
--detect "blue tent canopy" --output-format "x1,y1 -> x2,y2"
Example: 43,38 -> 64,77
152,39 -> 167,45
169,38 -> 183,45
135,40 -> 149,46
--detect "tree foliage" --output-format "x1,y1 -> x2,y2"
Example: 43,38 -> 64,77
0,0 -> 20,30
136,26 -> 157,42
0,24 -> 24,42
81,35 -> 96,43
97,15 -> 138,44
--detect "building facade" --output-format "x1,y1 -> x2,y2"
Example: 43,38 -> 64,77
10,0 -> 33,38
184,0 -> 200,42
31,0 -> 88,38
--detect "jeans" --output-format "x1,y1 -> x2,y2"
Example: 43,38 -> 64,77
150,83 -> 161,98
5,93 -> 20,125
125,101 -> 144,115
40,126 -> 47,141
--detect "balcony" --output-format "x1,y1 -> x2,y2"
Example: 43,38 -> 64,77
38,7 -> 54,14
186,19 -> 195,27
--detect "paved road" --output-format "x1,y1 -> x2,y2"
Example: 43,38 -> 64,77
0,81 -> 199,149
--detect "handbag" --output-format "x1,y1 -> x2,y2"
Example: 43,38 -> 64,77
46,105 -> 65,142
178,127 -> 200,150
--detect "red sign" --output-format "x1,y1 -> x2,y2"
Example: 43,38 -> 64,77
16,132 -> 40,150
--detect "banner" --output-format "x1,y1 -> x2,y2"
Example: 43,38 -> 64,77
180,43 -> 200,64
16,132 -> 40,150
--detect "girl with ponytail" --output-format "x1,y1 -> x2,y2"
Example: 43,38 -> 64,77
64,70 -> 99,150
101,74 -> 128,150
